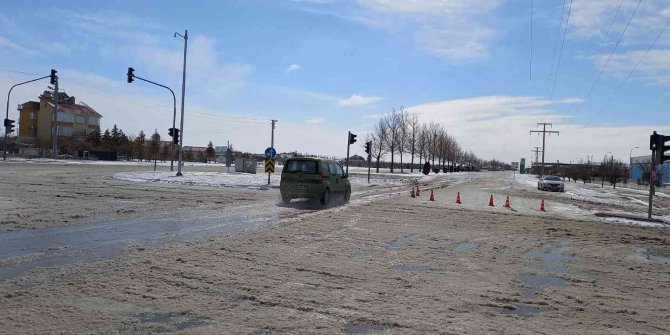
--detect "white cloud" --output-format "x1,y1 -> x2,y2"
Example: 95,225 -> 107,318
0,36 -> 35,55
305,117 -> 325,124
405,95 -> 667,163
286,63 -> 302,73
594,49 -> 670,84
339,94 -> 383,106
355,0 -> 502,60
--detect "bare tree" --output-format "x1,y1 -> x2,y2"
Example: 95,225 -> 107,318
371,118 -> 388,173
383,109 -> 403,173
405,113 -> 419,172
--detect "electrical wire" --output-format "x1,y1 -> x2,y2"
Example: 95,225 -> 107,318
565,0 -> 625,116
546,0 -> 568,97
585,18 -> 670,127
547,0 -> 574,111
575,0 -> 642,116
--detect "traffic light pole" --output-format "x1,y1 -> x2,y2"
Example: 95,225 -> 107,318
4,75 -> 50,160
648,150 -> 655,219
367,150 -> 371,184
130,75 -> 177,171
346,131 -> 351,174
269,119 -> 276,185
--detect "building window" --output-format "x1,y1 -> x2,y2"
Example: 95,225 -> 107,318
29,125 -> 37,137
57,125 -> 72,136
30,111 -> 37,120
56,112 -> 74,122
88,116 -> 99,126
75,115 -> 86,124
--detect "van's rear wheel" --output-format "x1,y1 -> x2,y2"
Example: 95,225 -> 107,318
320,188 -> 330,206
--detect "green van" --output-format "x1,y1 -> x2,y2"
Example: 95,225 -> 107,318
280,158 -> 351,206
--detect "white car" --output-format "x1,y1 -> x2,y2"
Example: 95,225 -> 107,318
538,175 -> 565,192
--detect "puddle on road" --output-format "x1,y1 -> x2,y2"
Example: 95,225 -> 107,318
386,234 -> 421,250
634,245 -> 670,265
133,312 -> 208,332
0,210 -> 278,281
502,304 -> 541,318
394,264 -> 430,273
519,242 -> 579,300
454,241 -> 477,254
344,321 -> 389,335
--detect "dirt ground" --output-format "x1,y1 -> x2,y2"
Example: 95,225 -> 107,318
0,163 -> 668,334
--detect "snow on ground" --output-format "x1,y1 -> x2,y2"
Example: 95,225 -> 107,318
3,157 -> 228,168
113,169 -> 477,189
113,171 -> 279,189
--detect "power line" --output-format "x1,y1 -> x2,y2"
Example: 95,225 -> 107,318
547,0 -> 573,110
575,0 -> 642,116
586,18 -> 670,126
546,0 -> 568,97
565,0 -> 625,116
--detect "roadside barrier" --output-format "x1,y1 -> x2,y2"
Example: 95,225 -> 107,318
456,192 -> 462,204
504,195 -> 511,209
429,189 -> 435,201
488,194 -> 494,207
540,199 -> 546,212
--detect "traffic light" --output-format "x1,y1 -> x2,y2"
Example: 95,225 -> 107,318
364,141 -> 371,155
348,132 -> 357,145
650,131 -> 670,164
4,118 -> 15,134
127,67 -> 134,83
50,69 -> 58,85
657,135 -> 670,164
650,131 -> 660,150
172,128 -> 180,145
168,128 -> 174,138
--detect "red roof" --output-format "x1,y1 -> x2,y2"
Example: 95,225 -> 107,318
40,91 -> 102,117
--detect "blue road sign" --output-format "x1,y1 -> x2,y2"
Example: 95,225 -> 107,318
265,147 -> 276,159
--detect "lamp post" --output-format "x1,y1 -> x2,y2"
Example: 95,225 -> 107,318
174,30 -> 188,177
629,146 -> 639,166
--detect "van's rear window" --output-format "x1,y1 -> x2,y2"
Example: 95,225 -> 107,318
285,160 -> 318,174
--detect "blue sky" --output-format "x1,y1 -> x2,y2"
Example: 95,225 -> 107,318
1,0 -> 670,162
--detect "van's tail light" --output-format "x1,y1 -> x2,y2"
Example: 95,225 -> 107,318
319,171 -> 325,184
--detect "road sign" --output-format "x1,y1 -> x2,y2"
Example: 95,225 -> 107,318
265,147 -> 276,159
265,159 -> 275,173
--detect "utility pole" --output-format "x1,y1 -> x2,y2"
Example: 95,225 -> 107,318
269,119 -> 277,185
175,29 -> 188,177
530,123 -> 559,176
52,79 -> 59,159
531,146 -> 542,164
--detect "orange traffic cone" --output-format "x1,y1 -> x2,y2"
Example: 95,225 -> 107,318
504,195 -> 511,209
488,194 -> 495,207
429,189 -> 435,201
411,188 -> 415,198
456,192 -> 462,204
539,199 -> 546,212
416,186 -> 421,197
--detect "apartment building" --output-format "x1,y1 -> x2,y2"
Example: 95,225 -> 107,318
18,91 -> 102,149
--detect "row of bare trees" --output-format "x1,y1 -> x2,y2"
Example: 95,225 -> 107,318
366,108 -> 483,173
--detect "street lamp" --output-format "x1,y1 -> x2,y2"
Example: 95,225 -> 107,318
174,29 -> 188,177
629,146 -> 639,166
